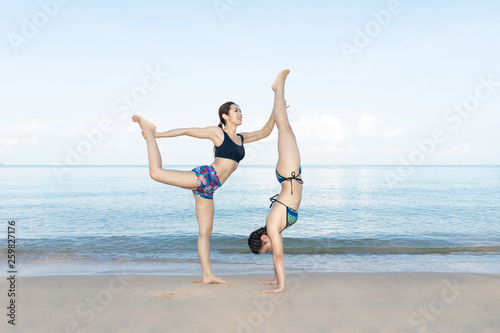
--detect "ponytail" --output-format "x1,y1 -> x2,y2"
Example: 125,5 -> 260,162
215,102 -> 234,156
218,102 -> 234,128
214,120 -> 225,156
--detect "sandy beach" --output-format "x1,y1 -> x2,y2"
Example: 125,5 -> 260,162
1,272 -> 499,332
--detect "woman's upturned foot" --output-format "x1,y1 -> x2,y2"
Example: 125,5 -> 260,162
271,69 -> 290,92
132,115 -> 156,133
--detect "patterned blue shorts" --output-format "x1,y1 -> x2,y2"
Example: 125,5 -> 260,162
192,165 -> 221,199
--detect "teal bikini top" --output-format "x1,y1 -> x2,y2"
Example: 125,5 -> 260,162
275,167 -> 303,194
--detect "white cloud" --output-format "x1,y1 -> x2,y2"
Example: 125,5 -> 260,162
0,119 -> 61,153
65,125 -> 87,138
0,137 -> 39,145
0,119 -> 55,137
441,143 -> 473,157
291,113 -> 348,143
357,114 -> 407,139
0,145 -> 16,153
357,114 -> 383,136
384,126 -> 407,139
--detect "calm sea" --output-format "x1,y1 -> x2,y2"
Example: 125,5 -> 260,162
1,165 -> 499,276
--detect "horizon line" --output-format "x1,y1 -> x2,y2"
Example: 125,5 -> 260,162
1,164 -> 499,167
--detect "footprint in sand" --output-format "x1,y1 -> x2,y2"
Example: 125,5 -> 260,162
248,277 -> 263,282
192,279 -> 231,284
154,293 -> 175,302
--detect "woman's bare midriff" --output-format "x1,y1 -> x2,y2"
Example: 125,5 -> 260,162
277,182 -> 303,210
211,157 -> 240,185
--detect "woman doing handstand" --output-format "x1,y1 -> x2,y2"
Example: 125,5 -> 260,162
248,70 -> 303,293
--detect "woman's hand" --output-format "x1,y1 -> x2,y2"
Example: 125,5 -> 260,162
259,279 -> 278,285
260,287 -> 284,294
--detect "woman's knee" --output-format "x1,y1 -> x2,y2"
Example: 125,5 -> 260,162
198,226 -> 213,238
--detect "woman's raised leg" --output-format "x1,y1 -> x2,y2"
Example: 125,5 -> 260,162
132,115 -> 198,190
193,193 -> 228,284
271,71 -> 301,174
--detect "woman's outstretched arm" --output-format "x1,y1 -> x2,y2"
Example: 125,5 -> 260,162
240,112 -> 275,144
155,126 -> 222,143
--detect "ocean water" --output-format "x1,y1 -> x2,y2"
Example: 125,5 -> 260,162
1,165 -> 499,276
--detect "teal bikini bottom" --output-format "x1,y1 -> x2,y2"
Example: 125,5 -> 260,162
269,194 -> 298,230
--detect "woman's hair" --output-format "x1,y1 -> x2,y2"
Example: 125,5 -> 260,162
214,101 -> 235,155
248,226 -> 267,254
218,101 -> 235,129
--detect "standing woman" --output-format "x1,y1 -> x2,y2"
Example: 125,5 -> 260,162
248,70 -> 303,293
132,102 -> 274,284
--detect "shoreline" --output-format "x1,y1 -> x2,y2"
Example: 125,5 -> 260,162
1,272 -> 499,332
12,255 -> 500,277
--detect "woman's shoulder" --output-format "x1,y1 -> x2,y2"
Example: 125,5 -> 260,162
205,126 -> 224,135
212,126 -> 225,145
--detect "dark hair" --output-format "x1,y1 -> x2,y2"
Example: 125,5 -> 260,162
218,101 -> 235,129
214,101 -> 235,155
248,227 -> 267,254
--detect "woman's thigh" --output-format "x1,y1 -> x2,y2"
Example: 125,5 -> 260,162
151,169 -> 199,190
276,126 -> 301,175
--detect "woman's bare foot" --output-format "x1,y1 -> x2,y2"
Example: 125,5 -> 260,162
271,69 -> 290,92
132,115 -> 156,133
202,274 -> 228,284
261,287 -> 284,293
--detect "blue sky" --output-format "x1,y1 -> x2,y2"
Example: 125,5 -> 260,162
1,0 -> 500,167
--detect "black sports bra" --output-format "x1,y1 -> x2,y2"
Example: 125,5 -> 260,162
215,131 -> 245,163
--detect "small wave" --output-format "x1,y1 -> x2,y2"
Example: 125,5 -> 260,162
227,245 -> 500,255
2,235 -> 499,259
